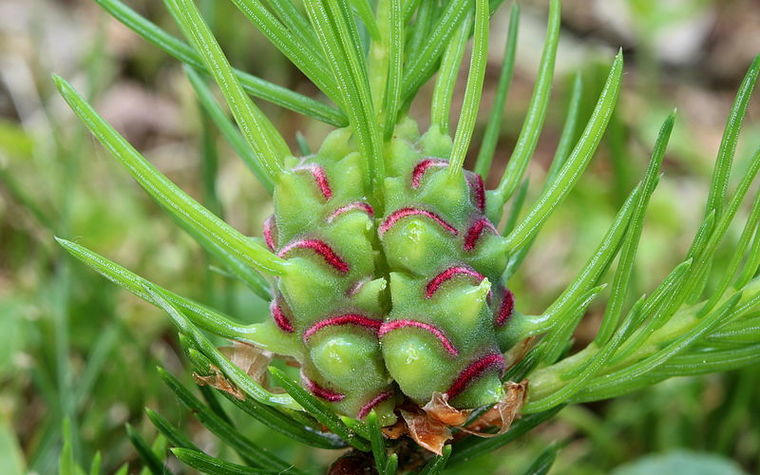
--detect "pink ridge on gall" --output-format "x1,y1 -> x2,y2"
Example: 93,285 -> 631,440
446,353 -> 506,399
425,266 -> 486,298
301,373 -> 346,402
379,320 -> 459,356
263,215 -> 276,251
270,298 -> 294,333
358,391 -> 394,419
278,239 -> 350,273
411,158 -> 448,189
496,289 -> 515,327
464,218 -> 497,251
379,208 -> 459,236
302,314 -> 383,341
467,173 -> 486,212
326,201 -> 375,223
295,164 -> 333,200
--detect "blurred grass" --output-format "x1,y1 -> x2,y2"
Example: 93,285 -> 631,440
0,0 -> 758,473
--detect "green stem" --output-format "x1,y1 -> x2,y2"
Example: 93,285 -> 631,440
474,3 -> 519,179
166,0 -> 290,182
704,55 -> 760,219
381,0 -> 403,140
430,12 -> 472,135
490,0 -> 561,212
448,0 -> 489,175
595,113 -> 675,344
368,0 -> 392,112
500,51 -> 624,251
185,66 -> 274,193
304,0 -> 385,204
527,278 -> 760,407
54,76 -> 288,277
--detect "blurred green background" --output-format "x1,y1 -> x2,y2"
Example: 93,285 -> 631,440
1,0 -> 759,473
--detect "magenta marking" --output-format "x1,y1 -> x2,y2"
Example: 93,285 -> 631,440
263,215 -> 276,251
278,239 -> 350,273
379,320 -> 459,356
464,218 -> 497,251
270,298 -> 294,333
446,354 -> 506,399
411,158 -> 448,189
302,314 -> 383,341
467,173 -> 486,212
425,266 -> 486,298
295,164 -> 333,200
495,289 -> 515,327
326,201 -> 375,223
301,373 -> 345,402
378,208 -> 458,236
358,391 -> 394,419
